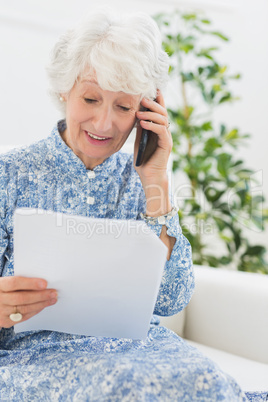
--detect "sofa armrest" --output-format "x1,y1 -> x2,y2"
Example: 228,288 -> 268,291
184,265 -> 268,364
159,309 -> 186,338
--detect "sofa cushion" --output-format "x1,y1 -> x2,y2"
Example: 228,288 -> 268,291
187,340 -> 268,394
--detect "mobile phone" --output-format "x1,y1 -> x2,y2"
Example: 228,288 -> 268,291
135,108 -> 158,167
135,123 -> 149,167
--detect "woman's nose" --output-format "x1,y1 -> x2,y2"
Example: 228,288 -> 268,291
93,107 -> 113,133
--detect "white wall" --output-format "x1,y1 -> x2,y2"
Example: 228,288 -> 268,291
0,0 -> 267,245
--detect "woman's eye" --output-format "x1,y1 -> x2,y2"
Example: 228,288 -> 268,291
119,105 -> 130,112
84,98 -> 97,104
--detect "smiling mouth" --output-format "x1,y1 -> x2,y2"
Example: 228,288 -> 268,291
86,131 -> 111,141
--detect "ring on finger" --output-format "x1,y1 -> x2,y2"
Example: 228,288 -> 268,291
9,306 -> 23,322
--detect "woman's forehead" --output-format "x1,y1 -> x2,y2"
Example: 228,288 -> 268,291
77,75 -> 141,103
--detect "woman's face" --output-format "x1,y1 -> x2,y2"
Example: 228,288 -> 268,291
61,76 -> 141,170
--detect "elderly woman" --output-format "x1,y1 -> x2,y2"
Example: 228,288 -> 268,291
0,10 -> 246,401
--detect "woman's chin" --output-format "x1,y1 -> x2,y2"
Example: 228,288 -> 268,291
78,148 -> 113,169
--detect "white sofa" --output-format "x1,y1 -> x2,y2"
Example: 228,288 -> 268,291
160,265 -> 268,400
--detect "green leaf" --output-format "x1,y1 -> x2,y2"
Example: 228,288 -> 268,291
224,128 -> 239,141
214,217 -> 227,231
168,65 -> 174,74
217,153 -> 232,177
234,159 -> 244,166
162,43 -> 175,56
201,121 -> 213,131
201,19 -> 211,24
229,73 -> 241,80
197,47 -> 218,56
198,67 -> 204,75
220,125 -> 227,137
210,31 -> 229,41
219,66 -> 228,74
179,43 -> 194,53
204,137 -> 221,154
219,256 -> 232,265
192,24 -> 206,34
234,231 -> 241,251
212,84 -> 221,92
201,54 -> 214,61
242,245 -> 266,257
219,233 -> 233,243
205,188 -> 225,202
182,13 -> 197,21
219,93 -> 232,103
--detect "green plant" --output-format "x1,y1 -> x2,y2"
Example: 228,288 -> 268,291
154,11 -> 268,274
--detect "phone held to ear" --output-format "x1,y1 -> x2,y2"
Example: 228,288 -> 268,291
135,108 -> 158,167
135,109 -> 149,167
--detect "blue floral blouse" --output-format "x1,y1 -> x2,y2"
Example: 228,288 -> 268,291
0,121 -> 247,401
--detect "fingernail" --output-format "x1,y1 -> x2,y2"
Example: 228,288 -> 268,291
49,298 -> 57,305
50,291 -> 58,299
38,280 -> 47,289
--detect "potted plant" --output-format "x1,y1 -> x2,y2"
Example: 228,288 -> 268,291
154,11 -> 268,273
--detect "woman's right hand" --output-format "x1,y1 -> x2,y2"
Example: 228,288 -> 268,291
0,276 -> 58,328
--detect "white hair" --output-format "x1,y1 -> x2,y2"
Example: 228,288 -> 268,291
46,10 -> 169,113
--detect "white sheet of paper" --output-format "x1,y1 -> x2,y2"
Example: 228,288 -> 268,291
14,208 -> 167,340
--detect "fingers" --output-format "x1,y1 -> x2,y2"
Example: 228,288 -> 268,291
139,121 -> 172,153
136,94 -> 170,135
136,95 -> 172,151
139,95 -> 168,118
0,276 -> 47,292
2,299 -> 57,329
0,276 -> 58,329
8,298 -> 57,318
136,110 -> 169,128
1,288 -> 58,307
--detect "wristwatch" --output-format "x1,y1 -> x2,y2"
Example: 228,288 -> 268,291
140,206 -> 178,225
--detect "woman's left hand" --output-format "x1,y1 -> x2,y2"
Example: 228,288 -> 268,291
134,90 -> 172,183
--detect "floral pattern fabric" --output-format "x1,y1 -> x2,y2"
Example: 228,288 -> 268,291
0,121 -> 247,401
